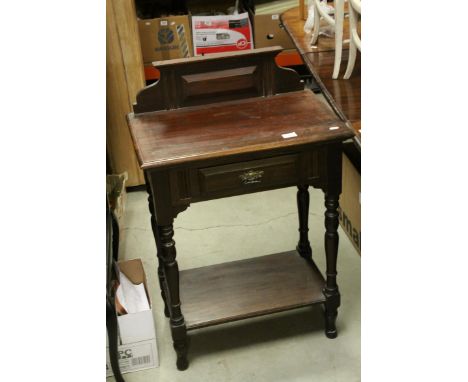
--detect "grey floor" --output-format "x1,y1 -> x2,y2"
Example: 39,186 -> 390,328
110,186 -> 360,382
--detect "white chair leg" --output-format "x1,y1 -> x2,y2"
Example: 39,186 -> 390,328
310,0 -> 321,45
344,41 -> 357,79
344,2 -> 359,79
332,0 -> 344,79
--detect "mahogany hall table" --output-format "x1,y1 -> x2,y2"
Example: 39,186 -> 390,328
127,47 -> 355,370
281,7 -> 361,157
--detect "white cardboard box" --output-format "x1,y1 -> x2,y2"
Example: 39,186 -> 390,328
106,259 -> 159,377
191,12 -> 254,55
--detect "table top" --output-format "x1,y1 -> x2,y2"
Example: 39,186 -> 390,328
128,90 -> 354,170
281,7 -> 361,142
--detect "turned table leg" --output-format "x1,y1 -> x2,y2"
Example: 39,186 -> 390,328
296,185 -> 313,259
158,223 -> 189,370
323,192 -> 341,339
145,176 -> 170,318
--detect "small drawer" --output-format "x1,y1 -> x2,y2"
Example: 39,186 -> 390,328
198,154 -> 299,195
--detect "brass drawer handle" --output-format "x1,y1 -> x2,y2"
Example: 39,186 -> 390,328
239,170 -> 264,184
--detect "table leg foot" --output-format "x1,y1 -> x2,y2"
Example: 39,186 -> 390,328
296,246 -> 312,260
323,290 -> 340,339
173,324 -> 189,370
176,354 -> 189,371
325,325 -> 338,339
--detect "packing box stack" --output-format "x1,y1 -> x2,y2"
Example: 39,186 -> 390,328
136,1 -> 300,63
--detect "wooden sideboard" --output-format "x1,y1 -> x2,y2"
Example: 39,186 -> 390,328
127,47 -> 355,370
282,6 -> 361,147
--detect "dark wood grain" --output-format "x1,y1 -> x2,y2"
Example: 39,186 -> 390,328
306,51 -> 361,131
133,46 -> 303,113
179,251 -> 326,330
323,190 -> 341,339
198,154 -> 299,195
281,7 -> 361,143
128,90 -> 353,170
297,185 -> 313,259
147,146 -> 331,224
322,143 -> 342,339
158,223 -> 189,370
144,173 -> 169,318
133,47 -> 352,370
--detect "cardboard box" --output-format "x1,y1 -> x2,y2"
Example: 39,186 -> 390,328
106,259 -> 159,376
191,12 -> 254,55
138,15 -> 193,63
254,13 -> 295,49
339,154 -> 361,254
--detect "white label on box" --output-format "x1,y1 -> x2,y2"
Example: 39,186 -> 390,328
272,14 -> 279,20
282,132 -> 297,139
160,20 -> 168,26
106,341 -> 157,377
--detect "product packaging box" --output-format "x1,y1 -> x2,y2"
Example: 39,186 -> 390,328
138,15 -> 193,63
191,12 -> 254,55
254,13 -> 294,49
252,0 -> 296,49
339,154 -> 361,254
106,259 -> 159,377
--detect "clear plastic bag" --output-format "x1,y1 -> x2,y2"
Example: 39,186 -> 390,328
304,0 -> 336,34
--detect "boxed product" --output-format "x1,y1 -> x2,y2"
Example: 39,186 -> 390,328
138,15 -> 193,63
106,259 -> 159,376
253,0 -> 296,49
254,13 -> 294,49
339,154 -> 361,254
191,12 -> 254,55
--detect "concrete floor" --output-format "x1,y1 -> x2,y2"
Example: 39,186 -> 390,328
110,186 -> 360,382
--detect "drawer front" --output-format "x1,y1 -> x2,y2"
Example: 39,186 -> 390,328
198,154 -> 300,196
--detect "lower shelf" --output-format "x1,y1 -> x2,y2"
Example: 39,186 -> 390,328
179,250 -> 326,330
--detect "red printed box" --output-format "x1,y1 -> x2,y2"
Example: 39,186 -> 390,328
191,12 -> 254,55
